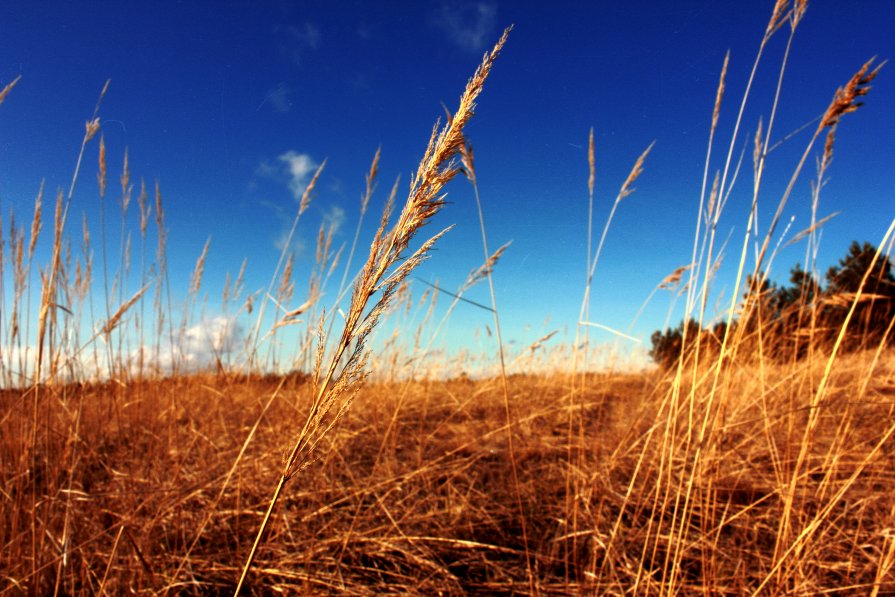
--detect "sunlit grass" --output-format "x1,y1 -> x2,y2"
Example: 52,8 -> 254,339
1,2 -> 894,595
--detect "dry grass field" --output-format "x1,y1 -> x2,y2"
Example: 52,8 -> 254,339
3,357 -> 895,594
2,2 -> 895,595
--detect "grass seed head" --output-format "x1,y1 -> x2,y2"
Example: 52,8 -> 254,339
189,237 -> 211,296
822,58 -> 884,128
97,135 -> 107,198
28,183 -> 44,259
619,141 -> 655,200
0,74 -> 22,105
766,0 -> 791,38
588,127 -> 595,196
85,117 -> 100,143
712,52 -> 729,135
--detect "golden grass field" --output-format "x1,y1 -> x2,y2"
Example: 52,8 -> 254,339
2,2 -> 895,594
3,357 -> 895,594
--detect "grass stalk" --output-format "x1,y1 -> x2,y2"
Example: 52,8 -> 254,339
233,28 -> 510,594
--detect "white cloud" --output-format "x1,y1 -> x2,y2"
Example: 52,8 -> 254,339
279,151 -> 319,200
433,1 -> 498,53
275,22 -> 321,64
0,316 -> 249,384
152,316 -> 244,372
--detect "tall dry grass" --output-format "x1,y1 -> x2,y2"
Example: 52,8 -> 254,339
1,2 -> 894,595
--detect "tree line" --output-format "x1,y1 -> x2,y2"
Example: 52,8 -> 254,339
650,241 -> 895,367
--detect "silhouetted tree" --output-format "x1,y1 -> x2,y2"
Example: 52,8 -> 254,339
823,241 -> 895,348
649,319 -> 703,368
778,263 -> 820,308
826,241 -> 894,294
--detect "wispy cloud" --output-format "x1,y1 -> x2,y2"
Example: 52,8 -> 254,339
274,230 -> 306,254
260,84 -> 293,113
255,150 -> 320,201
255,150 -> 320,252
279,151 -> 319,200
322,204 -> 346,236
275,22 -> 321,65
433,1 -> 497,53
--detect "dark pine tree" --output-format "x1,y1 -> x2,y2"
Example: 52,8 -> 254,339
823,241 -> 895,349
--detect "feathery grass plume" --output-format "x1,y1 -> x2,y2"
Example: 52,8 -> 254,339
81,212 -> 90,254
461,241 -> 510,293
234,257 -> 246,293
12,217 -> 24,287
189,237 -> 211,296
660,264 -> 693,290
65,80 -> 108,210
120,149 -> 131,214
706,170 -> 720,222
588,127 -> 595,196
278,253 -> 295,305
314,222 -> 325,265
821,57 -> 884,128
153,181 -> 165,237
299,160 -> 324,216
272,298 -> 315,331
138,179 -> 150,238
97,136 -> 107,197
791,0 -> 808,29
100,284 -> 152,336
765,0 -> 791,39
325,242 -> 342,279
529,330 -> 558,353
222,271 -> 232,305
234,26 -> 511,594
124,232 -> 131,274
712,52 -> 729,135
425,279 -> 439,321
753,118 -> 764,178
85,115 -> 101,143
618,141 -> 655,200
785,211 -> 840,247
0,74 -> 21,105
28,184 -> 43,260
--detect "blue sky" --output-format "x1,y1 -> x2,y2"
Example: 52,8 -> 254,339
1,1 -> 893,372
